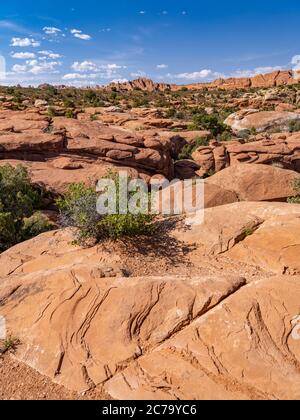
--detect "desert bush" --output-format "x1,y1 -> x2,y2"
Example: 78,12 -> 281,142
188,113 -> 229,137
288,178 -> 300,204
65,109 -> 75,119
0,165 -> 53,252
289,120 -> 300,133
56,172 -> 155,245
47,106 -> 56,117
178,136 -> 209,160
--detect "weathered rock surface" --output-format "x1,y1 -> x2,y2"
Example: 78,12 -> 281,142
0,110 -> 180,192
192,134 -> 300,174
105,275 -> 300,400
227,215 -> 300,274
1,222 -> 300,399
0,231 -> 245,392
206,164 -> 299,201
174,202 -> 300,259
225,109 -> 300,133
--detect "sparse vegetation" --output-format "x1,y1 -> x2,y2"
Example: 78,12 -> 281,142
0,336 -> 20,354
56,172 -> 155,246
178,136 -> 209,160
288,178 -> 300,204
0,165 -> 53,252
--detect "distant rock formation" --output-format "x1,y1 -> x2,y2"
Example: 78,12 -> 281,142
107,70 -> 299,92
107,77 -> 176,92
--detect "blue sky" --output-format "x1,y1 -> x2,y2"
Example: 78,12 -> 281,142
0,0 -> 300,86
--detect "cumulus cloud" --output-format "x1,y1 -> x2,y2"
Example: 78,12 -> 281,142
62,73 -> 98,80
43,27 -> 62,35
11,59 -> 61,75
111,78 -> 128,83
11,52 -> 36,59
71,29 -> 92,40
130,70 -> 147,78
69,61 -> 127,80
38,50 -> 62,59
71,61 -> 98,72
10,37 -> 40,47
172,69 -> 216,80
156,64 -> 168,69
12,64 -> 27,73
232,66 -> 283,78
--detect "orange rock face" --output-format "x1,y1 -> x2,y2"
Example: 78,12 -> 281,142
1,203 -> 300,399
107,70 -> 297,92
192,134 -> 300,174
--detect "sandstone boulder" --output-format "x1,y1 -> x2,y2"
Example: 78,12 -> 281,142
207,164 -> 299,201
105,275 -> 300,400
227,215 -> 300,274
173,201 -> 300,256
225,109 -> 300,133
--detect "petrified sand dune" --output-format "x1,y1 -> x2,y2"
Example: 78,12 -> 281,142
105,276 -> 300,400
1,200 -> 300,399
0,251 -> 245,392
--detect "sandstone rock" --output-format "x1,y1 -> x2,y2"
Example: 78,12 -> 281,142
0,235 -> 245,392
174,160 -> 200,179
173,201 -> 300,256
0,159 -> 151,194
107,71 -> 297,92
105,275 -> 300,400
108,77 -> 175,92
157,180 -> 238,212
206,164 -> 299,201
34,100 -> 48,108
225,109 -> 300,133
227,215 -> 300,274
191,135 -> 300,174
0,132 -> 64,154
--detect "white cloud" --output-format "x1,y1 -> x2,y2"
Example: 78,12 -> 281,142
10,37 -> 40,47
11,52 -> 36,59
173,69 -> 215,80
72,61 -> 98,72
12,64 -> 27,73
111,78 -> 128,83
71,29 -> 92,40
139,11 -> 146,15
130,70 -> 147,78
11,59 -> 61,75
156,64 -> 168,69
232,66 -> 283,78
38,50 -> 62,59
29,61 -> 61,75
62,73 -> 98,80
69,61 -> 127,79
43,27 -> 62,35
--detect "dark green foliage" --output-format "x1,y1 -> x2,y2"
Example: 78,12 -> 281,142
289,120 -> 300,133
288,178 -> 300,204
56,172 -> 155,246
0,165 -> 53,252
188,112 -> 231,137
178,136 -> 209,160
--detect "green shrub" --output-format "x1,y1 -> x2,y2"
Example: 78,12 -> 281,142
288,178 -> 300,203
0,165 -> 53,252
56,172 -> 155,246
47,106 -> 56,117
188,113 -> 229,137
65,109 -> 75,119
21,212 -> 53,241
289,120 -> 300,133
178,136 -> 209,160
